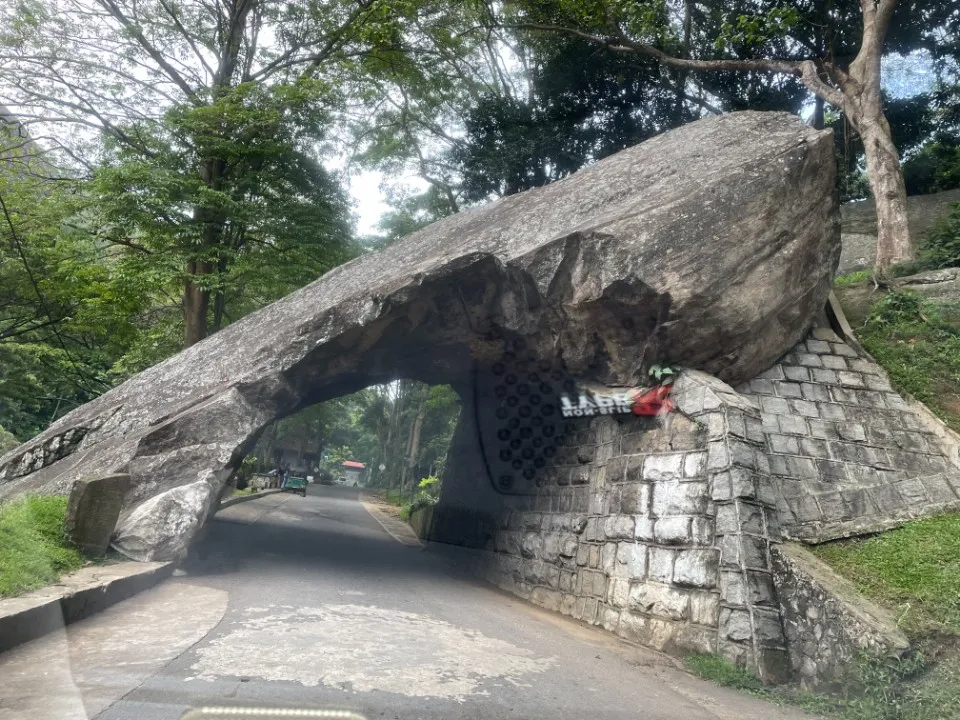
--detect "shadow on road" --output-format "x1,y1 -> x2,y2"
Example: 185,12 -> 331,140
181,486 -> 461,582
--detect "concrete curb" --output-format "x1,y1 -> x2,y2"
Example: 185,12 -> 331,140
0,561 -> 174,654
359,493 -> 423,547
219,488 -> 282,509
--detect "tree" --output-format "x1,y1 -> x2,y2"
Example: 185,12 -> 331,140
505,0 -> 958,277
0,0 -> 430,345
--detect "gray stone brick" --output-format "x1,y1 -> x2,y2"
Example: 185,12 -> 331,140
800,383 -> 830,402
604,515 -> 636,540
857,390 -> 887,408
647,547 -> 676,583
790,495 -> 822,523
618,484 -> 649,514
683,451 -> 707,478
816,492 -> 849,521
921,455 -> 950,474
728,439 -> 759,470
790,399 -> 820,418
896,478 -> 930,505
798,437 -> 830,458
690,591 -> 721,626
634,516 -> 655,541
870,483 -> 905,515
726,412 -> 747,439
707,441 -> 729,470
740,534 -> 769,570
893,431 -> 928,453
797,353 -> 823,367
805,339 -> 832,354
837,371 -> 865,388
820,354 -> 848,370
614,542 -> 648,579
719,571 -> 749,606
768,454 -> 790,476
748,571 -> 778,606
884,393 -> 909,410
745,417 -> 766,443
652,481 -> 709,516
785,455 -> 819,480
576,543 -> 590,567
606,456 -> 627,483
838,423 -> 866,441
812,368 -> 839,384
728,467 -> 759,499
690,517 -> 714,545
761,413 -> 780,432
760,396 -> 790,416
755,365 -> 785,380
753,608 -> 786,644
811,327 -> 842,342
841,488 -> 879,517
710,470 -> 733,501
901,413 -> 926,432
818,459 -> 851,482
864,374 -> 893,391
720,607 -> 753,642
922,475 -> 960,503
769,434 -> 799,454
738,503 -> 766,535
643,453 -> 683,482
718,535 -> 741,569
828,441 -> 860,463
775,381 -> 803,398
778,414 -> 808,436
888,449 -> 926,474
715,504 -> 739,534
628,582 -> 689,620
807,419 -> 838,439
784,365 -> 810,382
750,378 -> 776,395
830,342 -> 858,357
673,548 -> 719,588
830,386 -> 859,404
857,445 -> 891,467
654,517 -> 691,545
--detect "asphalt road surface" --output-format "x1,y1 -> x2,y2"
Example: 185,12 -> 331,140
0,485 -> 813,720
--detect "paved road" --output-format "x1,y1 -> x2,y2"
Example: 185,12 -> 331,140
0,486 -> 813,720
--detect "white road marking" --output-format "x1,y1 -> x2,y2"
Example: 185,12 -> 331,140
188,604 -> 554,701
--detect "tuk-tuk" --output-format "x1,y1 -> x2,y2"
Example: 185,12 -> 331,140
281,474 -> 308,497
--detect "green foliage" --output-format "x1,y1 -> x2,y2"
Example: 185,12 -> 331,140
0,425 -> 18,455
858,291 -> 960,432
913,203 -> 960,271
0,495 -> 86,597
835,270 -> 874,286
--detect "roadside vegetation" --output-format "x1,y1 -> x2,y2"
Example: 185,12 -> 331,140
0,495 -> 87,598
800,212 -> 960,719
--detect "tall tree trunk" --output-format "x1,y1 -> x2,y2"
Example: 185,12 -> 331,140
401,397 -> 427,490
859,108 -> 912,277
184,258 -> 211,347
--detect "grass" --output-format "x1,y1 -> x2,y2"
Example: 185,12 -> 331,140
0,495 -> 87,598
854,291 -> 960,433
685,651 -> 960,720
836,269 -> 874,286
812,514 -> 960,634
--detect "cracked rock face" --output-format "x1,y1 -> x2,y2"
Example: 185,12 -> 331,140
0,111 -> 840,561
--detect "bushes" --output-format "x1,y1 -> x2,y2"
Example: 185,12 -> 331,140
0,495 -> 86,597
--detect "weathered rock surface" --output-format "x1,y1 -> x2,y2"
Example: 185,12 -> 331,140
65,473 -> 131,556
0,111 -> 839,561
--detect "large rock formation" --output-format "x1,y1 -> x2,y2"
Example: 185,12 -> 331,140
0,111 -> 840,561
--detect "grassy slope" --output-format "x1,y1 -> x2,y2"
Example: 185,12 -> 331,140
803,278 -> 960,718
0,495 -> 87,597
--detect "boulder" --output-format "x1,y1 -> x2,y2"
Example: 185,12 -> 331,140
0,111 -> 840,561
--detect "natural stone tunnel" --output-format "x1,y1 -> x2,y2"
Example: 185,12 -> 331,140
0,111 -> 840,564
14,111 -> 957,686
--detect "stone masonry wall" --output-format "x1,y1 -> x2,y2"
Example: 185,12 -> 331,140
736,326 -> 960,542
430,322 -> 960,686
432,371 -> 791,682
